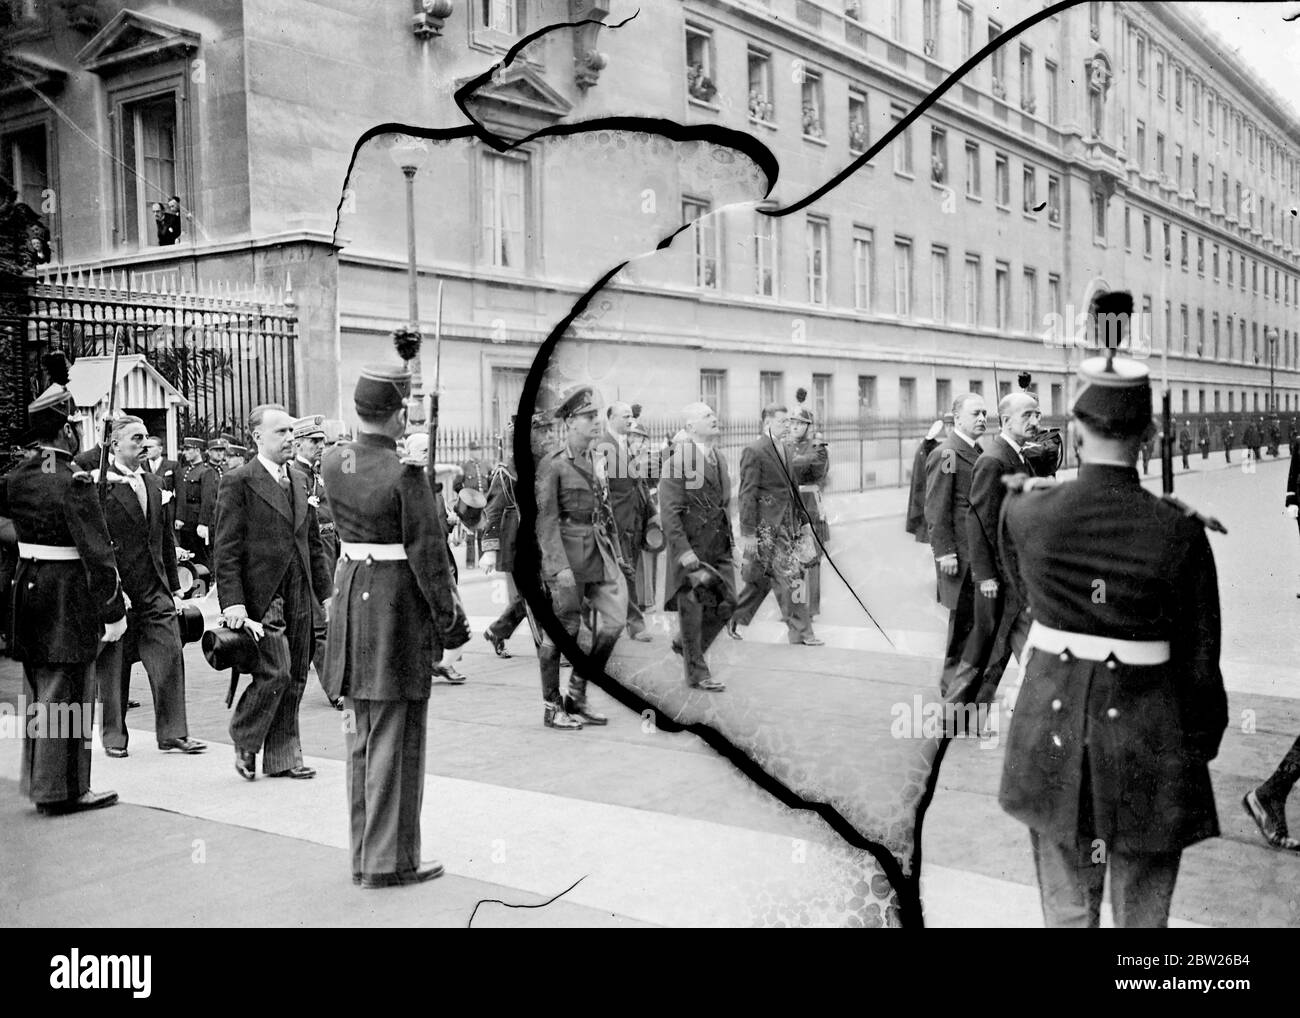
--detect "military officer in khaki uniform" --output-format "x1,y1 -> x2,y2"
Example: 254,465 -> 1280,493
534,386 -> 628,730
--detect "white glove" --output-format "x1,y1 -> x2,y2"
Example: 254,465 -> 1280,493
1287,504 -> 1299,519
196,524 -> 209,542
480,551 -> 497,574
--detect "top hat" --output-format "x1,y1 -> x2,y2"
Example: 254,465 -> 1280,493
201,625 -> 261,673
685,561 -> 734,617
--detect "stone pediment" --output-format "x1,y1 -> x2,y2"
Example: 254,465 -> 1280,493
0,51 -> 67,99
461,64 -> 572,140
76,9 -> 201,74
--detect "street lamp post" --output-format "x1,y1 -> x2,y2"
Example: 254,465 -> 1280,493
1268,327 -> 1279,412
386,134 -> 432,422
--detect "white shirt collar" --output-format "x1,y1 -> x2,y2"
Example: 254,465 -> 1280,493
953,429 -> 979,449
257,453 -> 285,480
999,433 -> 1024,456
1082,456 -> 1136,468
114,460 -> 143,478
147,456 -> 162,470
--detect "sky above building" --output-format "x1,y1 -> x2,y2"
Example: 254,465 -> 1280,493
1187,1 -> 1300,122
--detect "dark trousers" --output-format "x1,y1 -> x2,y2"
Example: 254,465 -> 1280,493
1030,829 -> 1181,928
346,697 -> 427,879
538,574 -> 627,706
20,661 -> 94,805
617,530 -> 646,635
938,578 -> 976,695
462,527 -> 479,568
953,589 -> 1030,707
229,569 -> 313,773
1180,450 -> 1190,469
310,595 -> 329,689
1200,443 -> 1209,460
96,596 -> 188,750
486,583 -> 528,642
732,565 -> 813,643
1224,445 -> 1233,463
1259,734 -> 1300,803
177,522 -> 210,571
677,587 -> 729,685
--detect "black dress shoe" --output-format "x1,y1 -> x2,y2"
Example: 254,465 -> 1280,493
269,765 -> 316,779
565,697 -> 608,726
1243,789 -> 1300,850
628,628 -> 652,642
671,639 -> 683,656
798,636 -> 826,647
36,790 -> 119,815
725,619 -> 742,640
690,677 -> 726,692
235,749 -> 257,781
158,737 -> 206,754
433,663 -> 468,684
484,630 -> 512,658
104,746 -> 129,759
361,861 -> 444,888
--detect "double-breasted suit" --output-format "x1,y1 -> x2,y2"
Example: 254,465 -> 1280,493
731,433 -> 813,643
320,433 -> 470,882
659,441 -> 737,686
215,457 -> 330,774
1,449 -> 126,806
924,430 -> 980,686
96,465 -> 191,751
951,434 -> 1032,710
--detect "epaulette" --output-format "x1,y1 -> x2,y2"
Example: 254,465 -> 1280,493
1158,493 -> 1228,534
1001,473 -> 1059,495
70,470 -> 94,485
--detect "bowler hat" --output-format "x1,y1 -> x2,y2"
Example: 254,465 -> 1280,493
201,625 -> 260,673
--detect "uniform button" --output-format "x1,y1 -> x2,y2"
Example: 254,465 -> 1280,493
1106,659 -> 1118,671
1107,707 -> 1119,719
1051,699 -> 1062,711
1058,651 -> 1070,662
1051,734 -> 1063,748
361,592 -> 369,601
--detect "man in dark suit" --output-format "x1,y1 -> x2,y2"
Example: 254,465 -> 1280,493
320,365 -> 470,888
1,373 -> 127,814
906,418 -> 950,543
947,392 -> 1039,722
143,435 -> 179,492
727,405 -> 821,645
925,393 -> 987,693
215,403 -> 331,781
598,401 -> 653,642
94,416 -> 205,758
998,339 -> 1227,927
1222,420 -> 1235,463
661,403 -> 735,691
481,416 -> 526,658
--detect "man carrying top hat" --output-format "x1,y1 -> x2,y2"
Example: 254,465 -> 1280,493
661,403 -> 736,691
215,404 -> 332,781
94,415 -> 205,758
996,291 -> 1228,928
534,385 -> 628,729
292,414 -> 338,705
319,365 -> 470,887
175,437 -> 217,572
0,357 -> 128,814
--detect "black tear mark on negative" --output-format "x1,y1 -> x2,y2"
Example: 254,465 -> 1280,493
331,1 -> 1074,929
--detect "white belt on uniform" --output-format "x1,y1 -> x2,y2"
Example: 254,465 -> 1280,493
338,542 -> 407,561
1026,620 -> 1170,666
17,543 -> 81,561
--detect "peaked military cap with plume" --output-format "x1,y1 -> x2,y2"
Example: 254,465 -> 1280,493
26,351 -> 82,437
354,364 -> 412,416
1072,290 -> 1152,438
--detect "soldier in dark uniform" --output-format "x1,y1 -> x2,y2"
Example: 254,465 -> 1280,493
998,311 -> 1228,928
481,416 -> 526,658
224,443 -> 248,471
1,369 -> 128,814
292,415 -> 338,705
1176,420 -> 1192,470
206,436 -> 228,478
175,437 -> 216,571
1222,420 -> 1235,463
1243,420 -> 1260,463
453,440 -> 491,569
906,418 -> 949,543
320,365 -> 470,887
1198,418 -> 1211,461
534,386 -> 628,729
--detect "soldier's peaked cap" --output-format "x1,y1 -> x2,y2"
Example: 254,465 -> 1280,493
555,385 -> 599,420
182,437 -> 204,449
206,437 -> 228,451
530,410 -> 553,430
354,364 -> 411,415
1071,353 -> 1152,437
791,406 -> 814,424
226,443 -> 248,457
293,414 -> 326,440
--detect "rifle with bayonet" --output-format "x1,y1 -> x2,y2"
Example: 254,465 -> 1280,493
96,333 -> 123,504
